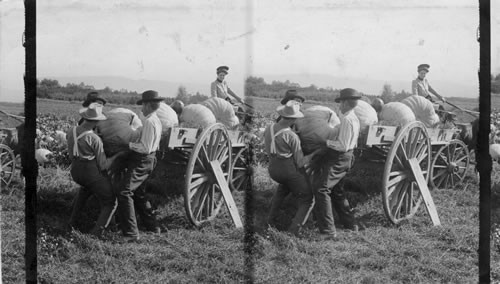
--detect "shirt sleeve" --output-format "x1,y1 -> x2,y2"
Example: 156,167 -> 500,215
428,84 -> 440,97
210,82 -> 217,97
283,132 -> 305,167
327,118 -> 353,152
227,86 -> 241,101
129,119 -> 155,154
411,80 -> 418,96
87,134 -> 108,171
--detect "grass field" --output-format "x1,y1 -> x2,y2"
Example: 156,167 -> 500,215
1,97 -> 500,282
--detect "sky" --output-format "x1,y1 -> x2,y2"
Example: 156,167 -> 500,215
0,0 -> 498,103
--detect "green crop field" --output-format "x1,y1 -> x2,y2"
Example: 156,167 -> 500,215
1,97 -> 500,282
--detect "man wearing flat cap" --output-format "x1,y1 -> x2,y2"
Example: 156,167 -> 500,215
79,92 -> 107,125
276,89 -> 305,123
82,91 -> 107,107
280,89 -> 305,105
211,65 -> 244,104
114,90 -> 165,241
412,64 -> 446,103
310,88 -> 362,239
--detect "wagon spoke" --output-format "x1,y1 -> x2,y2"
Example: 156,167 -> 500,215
455,155 -> 468,164
398,144 -> 409,162
387,172 -> 409,189
191,184 -> 206,213
443,175 -> 450,189
389,181 -> 404,208
450,173 -> 456,188
189,176 -> 209,197
409,128 -> 421,157
233,173 -> 247,190
200,144 -> 211,164
194,186 -> 210,220
414,142 -> 426,161
436,171 -> 449,188
453,172 -> 463,182
393,153 -> 405,170
433,165 -> 448,169
393,182 -> 408,218
406,182 -> 413,215
210,131 -> 223,160
417,149 -> 429,163
207,184 -> 214,217
215,142 -> 229,161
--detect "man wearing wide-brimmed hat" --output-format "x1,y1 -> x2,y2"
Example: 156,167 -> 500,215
67,104 -> 123,237
114,90 -> 165,242
210,65 -> 244,104
78,92 -> 108,125
264,101 -> 314,236
310,88 -> 363,239
411,64 -> 446,103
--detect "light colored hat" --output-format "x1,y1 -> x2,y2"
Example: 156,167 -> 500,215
79,104 -> 106,121
277,100 -> 304,118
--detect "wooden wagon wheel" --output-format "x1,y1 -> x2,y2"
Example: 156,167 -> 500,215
184,123 -> 232,226
382,121 -> 431,224
229,147 -> 249,192
430,139 -> 470,190
0,144 -> 16,188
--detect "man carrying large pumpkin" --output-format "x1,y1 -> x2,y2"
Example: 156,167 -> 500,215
115,90 -> 165,242
310,88 -> 363,240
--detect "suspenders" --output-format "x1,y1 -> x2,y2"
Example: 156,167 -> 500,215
72,127 -> 93,158
269,124 -> 291,155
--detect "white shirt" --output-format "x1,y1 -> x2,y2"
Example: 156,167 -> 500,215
326,110 -> 360,152
129,111 -> 162,154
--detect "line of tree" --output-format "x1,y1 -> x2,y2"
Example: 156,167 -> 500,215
245,76 -> 412,103
36,78 -> 210,105
492,74 -> 500,94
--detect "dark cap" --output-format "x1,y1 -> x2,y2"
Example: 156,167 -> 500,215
137,90 -> 166,105
417,64 -> 430,72
335,88 -> 361,103
280,89 -> 305,105
216,66 -> 229,74
82,92 -> 107,107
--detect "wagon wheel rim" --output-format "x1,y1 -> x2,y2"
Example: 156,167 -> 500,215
0,144 -> 16,188
229,147 -> 249,192
382,121 -> 431,225
184,123 -> 232,227
430,139 -> 470,190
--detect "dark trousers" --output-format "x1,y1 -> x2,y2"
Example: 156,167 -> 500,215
312,149 -> 354,235
69,160 -> 117,231
115,152 -> 157,237
267,157 -> 314,231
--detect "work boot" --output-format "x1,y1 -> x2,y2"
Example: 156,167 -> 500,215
89,226 -> 105,238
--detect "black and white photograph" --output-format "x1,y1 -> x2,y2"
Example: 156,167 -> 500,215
0,0 -> 499,282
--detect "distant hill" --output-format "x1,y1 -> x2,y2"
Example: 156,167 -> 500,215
258,73 -> 478,98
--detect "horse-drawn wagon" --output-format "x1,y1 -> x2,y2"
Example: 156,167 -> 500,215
0,110 -> 24,188
359,119 -> 471,225
0,128 -> 17,187
147,102 -> 253,228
